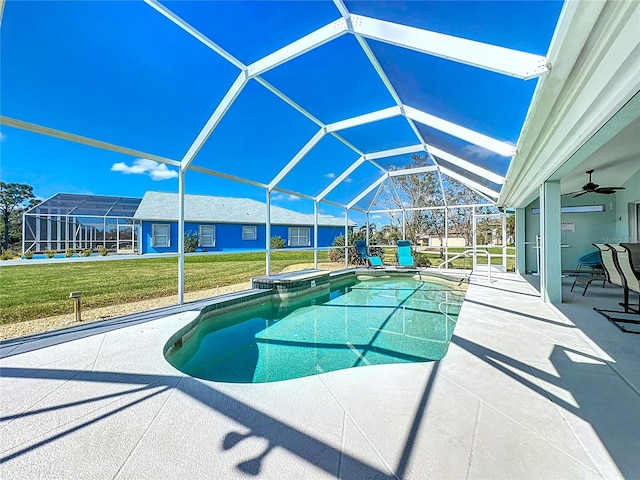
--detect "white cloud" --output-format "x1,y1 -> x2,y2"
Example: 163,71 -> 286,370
0,132 -> 6,142
111,158 -> 178,181
371,214 -> 382,219
325,172 -> 336,179
344,177 -> 353,183
272,193 -> 300,201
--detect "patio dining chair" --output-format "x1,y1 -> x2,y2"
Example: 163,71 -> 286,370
593,243 -> 640,334
396,240 -> 415,268
569,250 -> 605,295
354,240 -> 384,268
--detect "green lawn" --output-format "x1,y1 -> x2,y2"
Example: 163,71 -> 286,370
0,247 -> 515,325
0,251 -> 329,325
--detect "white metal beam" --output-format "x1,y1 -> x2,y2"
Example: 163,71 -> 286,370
351,14 -> 549,79
272,187 -> 316,202
347,174 -> 388,209
426,144 -> 506,184
405,106 -> 516,157
325,106 -> 401,132
255,78 -> 325,128
144,0 -> 245,69
316,156 -> 365,201
388,165 -> 438,177
364,144 -> 424,161
331,0 -> 350,19
248,19 -> 349,77
186,165 -> 267,189
181,72 -> 248,170
439,167 -> 500,199
325,131 -> 364,157
0,116 -> 182,167
268,129 -> 325,190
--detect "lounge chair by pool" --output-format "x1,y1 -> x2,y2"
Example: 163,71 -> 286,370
354,240 -> 384,268
397,240 -> 415,268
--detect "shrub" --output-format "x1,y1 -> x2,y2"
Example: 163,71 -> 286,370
1,250 -> 18,260
184,232 -> 199,253
413,251 -> 432,267
329,232 -> 382,266
45,249 -> 56,258
83,248 -> 93,257
270,236 -> 285,249
65,248 -> 75,258
23,250 -> 34,260
98,246 -> 109,256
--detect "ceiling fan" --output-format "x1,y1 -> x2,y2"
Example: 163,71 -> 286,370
565,169 -> 626,197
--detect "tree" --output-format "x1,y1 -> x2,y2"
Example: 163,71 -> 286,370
377,153 -> 492,246
0,182 -> 36,250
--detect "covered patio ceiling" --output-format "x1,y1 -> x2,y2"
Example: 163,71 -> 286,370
1,0 -> 568,212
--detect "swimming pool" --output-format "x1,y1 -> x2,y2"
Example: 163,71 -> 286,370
166,274 -> 467,383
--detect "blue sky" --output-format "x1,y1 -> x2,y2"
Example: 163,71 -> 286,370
0,0 -> 563,223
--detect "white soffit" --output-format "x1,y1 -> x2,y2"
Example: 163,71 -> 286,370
500,0 -> 640,207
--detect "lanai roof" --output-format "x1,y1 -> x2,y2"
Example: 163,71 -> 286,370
0,1 -> 566,211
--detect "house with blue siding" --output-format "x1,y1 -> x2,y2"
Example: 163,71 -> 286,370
133,192 -> 350,254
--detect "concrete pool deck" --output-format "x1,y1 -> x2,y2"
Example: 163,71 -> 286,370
1,271 -> 638,479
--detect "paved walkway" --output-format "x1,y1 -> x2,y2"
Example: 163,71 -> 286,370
1,272 -> 638,479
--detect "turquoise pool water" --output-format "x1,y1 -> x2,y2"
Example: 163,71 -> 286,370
167,276 -> 466,383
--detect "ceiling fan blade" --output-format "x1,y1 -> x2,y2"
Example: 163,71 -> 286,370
562,191 -> 583,196
595,187 -> 625,194
573,191 -> 588,198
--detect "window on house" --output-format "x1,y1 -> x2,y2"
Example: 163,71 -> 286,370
242,226 -> 257,241
199,225 -> 215,247
152,224 -> 170,248
288,227 -> 310,247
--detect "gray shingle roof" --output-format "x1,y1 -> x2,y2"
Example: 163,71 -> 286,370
133,192 -> 353,227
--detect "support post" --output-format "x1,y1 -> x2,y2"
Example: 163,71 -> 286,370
515,207 -> 526,275
472,207 -> 477,271
444,207 -> 449,262
540,181 -> 562,303
313,201 -> 318,269
177,168 -> 185,305
366,213 -> 370,246
502,213 -> 507,272
401,210 -> 406,240
344,208 -> 349,268
266,189 -> 271,275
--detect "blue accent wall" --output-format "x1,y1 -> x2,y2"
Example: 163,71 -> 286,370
140,221 -> 345,254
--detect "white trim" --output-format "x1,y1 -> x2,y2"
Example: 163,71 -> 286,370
288,227 -> 311,247
199,224 -> 216,247
152,223 -> 170,248
242,225 -> 257,241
